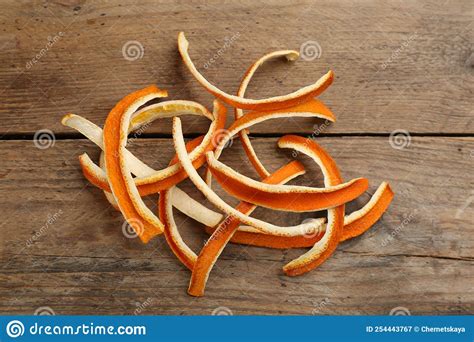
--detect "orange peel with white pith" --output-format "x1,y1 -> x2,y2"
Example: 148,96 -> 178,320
178,32 -> 334,111
277,135 -> 345,276
103,86 -> 168,243
188,160 -> 306,297
60,33 -> 395,297
62,100 -> 226,197
211,98 -> 336,166
157,135 -> 230,270
173,117 -> 327,238
206,151 -> 368,212
235,50 -> 303,178
160,161 -> 306,274
204,182 -> 394,249
204,98 -> 336,187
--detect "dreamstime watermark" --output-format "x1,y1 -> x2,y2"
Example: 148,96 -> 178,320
301,218 -> 324,239
133,298 -> 154,315
205,214 -> 237,245
211,128 -> 233,149
26,32 -> 64,70
203,32 -> 240,69
292,120 -> 332,158
34,306 -> 56,316
455,190 -> 474,219
6,320 -> 24,338
300,40 -> 322,61
122,40 -> 144,61
311,298 -> 331,314
381,32 -> 418,70
6,320 -> 146,338
122,218 -> 144,239
33,129 -> 56,149
311,120 -> 332,137
127,121 -> 152,147
389,129 -> 411,150
26,210 -> 63,247
381,212 -> 414,247
389,306 -> 411,315
211,306 -> 233,315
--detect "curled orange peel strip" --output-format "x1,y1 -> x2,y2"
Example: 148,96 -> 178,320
235,50 -> 305,178
62,99 -> 214,175
135,101 -> 226,194
205,98 -> 336,187
206,151 -> 368,212
99,151 -> 120,210
78,152 -> 232,229
204,181 -> 394,248
276,135 -> 344,276
103,85 -> 168,243
132,101 -> 223,185
163,186 -> 276,235
178,32 -> 334,111
62,100 -> 226,196
173,117 -> 326,237
99,137 -> 206,212
204,225 -> 323,249
211,99 -> 335,163
78,145 -> 207,196
159,187 -> 197,270
157,134 -> 227,270
188,161 -> 306,296
341,181 -> 394,241
61,34 -> 396,294
131,99 -> 213,131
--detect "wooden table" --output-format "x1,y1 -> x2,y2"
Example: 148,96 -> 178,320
1,0 -> 472,315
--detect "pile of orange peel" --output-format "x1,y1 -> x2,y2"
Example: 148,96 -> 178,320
61,32 -> 394,297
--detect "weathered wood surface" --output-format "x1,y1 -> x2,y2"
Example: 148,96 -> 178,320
0,0 -> 472,317
0,0 -> 472,135
0,137 -> 472,315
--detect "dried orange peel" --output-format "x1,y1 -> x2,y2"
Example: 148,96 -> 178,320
204,182 -> 394,249
160,161 -> 305,274
235,50 -> 302,178
277,135 -> 345,276
206,151 -> 368,212
188,160 -> 306,296
205,98 -> 336,188
178,32 -> 334,111
61,33 -> 394,297
211,99 -> 335,164
158,135 -> 227,270
341,181 -> 394,241
62,100 -> 226,196
159,187 -> 197,270
173,117 -> 327,238
103,86 -> 168,243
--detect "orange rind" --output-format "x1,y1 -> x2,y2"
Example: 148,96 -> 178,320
60,33 -> 394,296
178,32 -> 334,111
102,86 -> 167,243
206,151 -> 368,212
188,161 -> 306,296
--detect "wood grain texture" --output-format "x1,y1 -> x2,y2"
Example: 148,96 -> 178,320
0,137 -> 472,315
0,0 -> 472,317
0,0 -> 472,135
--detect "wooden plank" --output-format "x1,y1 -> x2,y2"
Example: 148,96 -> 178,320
0,137 -> 472,314
0,0 -> 472,135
